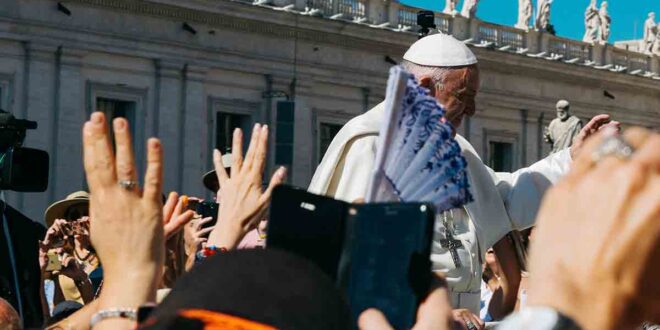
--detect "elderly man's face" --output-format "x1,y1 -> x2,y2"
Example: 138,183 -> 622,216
430,66 -> 480,132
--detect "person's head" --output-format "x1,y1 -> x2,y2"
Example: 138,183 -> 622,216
649,12 -> 655,20
402,34 -> 480,132
556,100 -> 571,121
44,191 -> 90,227
601,1 -> 607,9
0,298 -> 21,330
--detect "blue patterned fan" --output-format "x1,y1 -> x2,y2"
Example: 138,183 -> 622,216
366,66 -> 472,212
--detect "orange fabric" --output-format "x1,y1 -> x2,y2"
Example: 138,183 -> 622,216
178,309 -> 277,330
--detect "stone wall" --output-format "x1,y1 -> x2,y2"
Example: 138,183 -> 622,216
0,0 -> 658,222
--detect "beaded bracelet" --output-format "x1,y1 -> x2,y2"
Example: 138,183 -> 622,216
90,307 -> 137,327
194,245 -> 228,263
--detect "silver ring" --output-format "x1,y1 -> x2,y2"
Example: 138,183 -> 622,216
466,320 -> 477,330
118,180 -> 138,190
591,135 -> 634,163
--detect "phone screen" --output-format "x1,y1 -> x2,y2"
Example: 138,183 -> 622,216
267,185 -> 348,280
46,252 -> 62,272
346,203 -> 434,329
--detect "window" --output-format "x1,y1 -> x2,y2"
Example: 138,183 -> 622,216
215,112 -> 252,154
275,101 -> 294,169
319,123 -> 342,163
96,97 -> 137,143
489,141 -> 514,172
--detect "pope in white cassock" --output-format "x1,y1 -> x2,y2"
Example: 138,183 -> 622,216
308,34 -> 615,318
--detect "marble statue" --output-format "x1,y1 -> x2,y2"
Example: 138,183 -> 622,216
443,0 -> 459,16
535,0 -> 553,32
641,12 -> 656,54
654,29 -> 660,55
544,100 -> 583,154
598,1 -> 610,44
515,0 -> 533,31
460,0 -> 478,19
582,0 -> 600,43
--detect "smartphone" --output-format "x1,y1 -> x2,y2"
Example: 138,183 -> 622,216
267,185 -> 348,280
196,201 -> 219,230
185,199 -> 200,213
346,203 -> 435,329
45,252 -> 62,272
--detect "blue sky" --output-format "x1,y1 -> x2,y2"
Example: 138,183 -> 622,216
400,0 -> 660,42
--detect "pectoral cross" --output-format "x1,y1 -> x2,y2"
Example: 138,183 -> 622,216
439,211 -> 462,268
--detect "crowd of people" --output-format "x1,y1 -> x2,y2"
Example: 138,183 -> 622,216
0,33 -> 658,330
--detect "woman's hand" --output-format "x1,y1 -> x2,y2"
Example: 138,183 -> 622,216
207,124 -> 286,250
162,192 -> 195,241
82,113 -> 164,320
528,127 -> 660,329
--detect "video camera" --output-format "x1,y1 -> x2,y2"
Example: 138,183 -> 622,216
417,10 -> 436,39
0,109 -> 49,192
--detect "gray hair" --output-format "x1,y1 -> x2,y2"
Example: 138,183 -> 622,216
400,59 -> 477,87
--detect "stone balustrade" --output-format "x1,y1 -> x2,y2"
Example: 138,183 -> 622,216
280,0 -> 659,77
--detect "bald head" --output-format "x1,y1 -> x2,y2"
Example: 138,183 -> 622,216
0,298 -> 21,330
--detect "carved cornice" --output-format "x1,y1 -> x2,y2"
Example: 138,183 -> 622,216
64,0 -> 408,55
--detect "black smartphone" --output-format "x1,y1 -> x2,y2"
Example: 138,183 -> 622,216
196,201 -> 219,230
267,185 -> 348,280
346,203 -> 435,329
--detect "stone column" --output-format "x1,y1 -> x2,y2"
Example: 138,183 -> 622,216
525,29 -> 540,53
21,42 -> 58,222
451,15 -> 470,40
468,18 -> 480,41
291,78 -> 314,186
154,59 -> 183,193
181,64 -> 208,197
53,47 -> 86,200
367,0 -> 389,25
650,56 -> 659,74
387,1 -> 400,28
591,43 -> 606,65
602,44 -> 614,66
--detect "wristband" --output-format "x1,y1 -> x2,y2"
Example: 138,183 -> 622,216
194,245 -> 228,263
90,308 -> 137,327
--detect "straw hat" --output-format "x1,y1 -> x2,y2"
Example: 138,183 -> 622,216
202,153 -> 232,192
44,191 -> 89,227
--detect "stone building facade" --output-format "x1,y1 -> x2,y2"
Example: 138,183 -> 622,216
1,0 -> 659,222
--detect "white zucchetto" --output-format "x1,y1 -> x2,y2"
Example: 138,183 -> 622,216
403,33 -> 478,67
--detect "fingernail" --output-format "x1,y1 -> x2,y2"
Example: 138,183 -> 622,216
91,112 -> 103,124
262,124 -> 268,132
277,166 -> 287,178
113,118 -> 126,131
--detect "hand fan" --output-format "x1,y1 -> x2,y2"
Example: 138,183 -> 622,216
366,66 -> 472,212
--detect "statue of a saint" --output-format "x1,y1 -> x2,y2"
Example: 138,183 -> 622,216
544,100 -> 583,154
641,12 -> 657,54
515,0 -> 533,31
598,1 -> 611,44
443,0 -> 459,16
582,0 -> 600,43
461,0 -> 478,19
535,0 -> 553,32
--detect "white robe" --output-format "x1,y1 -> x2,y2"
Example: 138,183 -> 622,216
308,102 -> 572,313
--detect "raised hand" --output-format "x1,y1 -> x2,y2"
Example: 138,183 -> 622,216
528,127 -> 659,329
570,114 -> 620,159
207,124 -> 286,250
82,112 -> 164,319
162,192 -> 195,240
